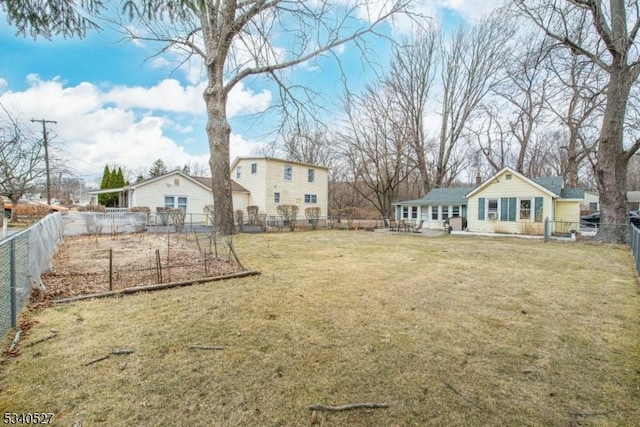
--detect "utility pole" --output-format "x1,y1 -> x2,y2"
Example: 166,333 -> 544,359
31,118 -> 57,205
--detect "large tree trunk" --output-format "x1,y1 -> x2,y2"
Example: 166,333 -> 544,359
204,80 -> 235,236
595,68 -> 630,243
10,194 -> 20,223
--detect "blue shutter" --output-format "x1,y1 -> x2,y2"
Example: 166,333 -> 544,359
535,197 -> 543,222
478,198 -> 485,220
509,197 -> 517,221
500,198 -> 508,221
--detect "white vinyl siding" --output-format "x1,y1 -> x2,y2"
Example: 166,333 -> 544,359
129,172 -> 212,217
467,169 -> 554,234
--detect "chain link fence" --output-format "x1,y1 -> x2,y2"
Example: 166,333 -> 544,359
0,213 -> 63,338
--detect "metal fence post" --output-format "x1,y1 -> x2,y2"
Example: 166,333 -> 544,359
9,238 -> 16,328
544,217 -> 549,243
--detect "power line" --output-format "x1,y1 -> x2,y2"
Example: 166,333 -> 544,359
31,118 -> 57,205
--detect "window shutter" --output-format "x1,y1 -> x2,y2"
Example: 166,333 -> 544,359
500,198 -> 508,221
509,197 -> 517,221
478,198 -> 485,220
535,197 -> 543,222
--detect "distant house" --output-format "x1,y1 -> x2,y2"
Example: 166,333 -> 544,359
466,167 -> 584,235
89,157 -> 329,225
583,190 -> 599,212
230,157 -> 329,222
88,170 -> 249,217
394,187 -> 471,230
394,167 -> 586,235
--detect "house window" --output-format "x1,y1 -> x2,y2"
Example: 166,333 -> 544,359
501,197 -> 517,221
534,197 -> 544,222
274,192 -> 280,204
164,196 -> 187,211
251,163 -> 257,174
520,199 -> 532,220
236,166 -> 241,179
402,206 -> 409,219
589,202 -> 598,211
431,206 -> 439,220
304,194 -> 317,204
174,178 -> 180,186
308,169 -> 315,183
487,199 -> 498,220
452,205 -> 460,217
284,164 -> 292,181
506,174 -> 512,180
411,206 -> 418,219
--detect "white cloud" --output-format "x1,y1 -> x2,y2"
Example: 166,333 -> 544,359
0,75 -> 272,182
104,79 -> 207,114
227,82 -> 272,117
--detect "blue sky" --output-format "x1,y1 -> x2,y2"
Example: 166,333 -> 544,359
0,1 -> 494,186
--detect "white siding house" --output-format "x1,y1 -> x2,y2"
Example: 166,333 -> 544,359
88,170 -> 250,217
466,167 -> 583,235
230,157 -> 329,221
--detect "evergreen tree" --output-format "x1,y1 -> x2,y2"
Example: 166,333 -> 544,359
149,159 -> 168,178
98,164 -> 111,205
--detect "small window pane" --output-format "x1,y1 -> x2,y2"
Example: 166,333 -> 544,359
284,164 -> 292,181
274,192 -> 280,203
236,166 -> 241,179
251,163 -> 257,174
308,169 -> 315,183
520,199 -> 531,220
431,207 -> 438,220
164,196 -> 174,208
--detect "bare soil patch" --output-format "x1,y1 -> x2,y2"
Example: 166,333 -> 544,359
41,233 -> 241,300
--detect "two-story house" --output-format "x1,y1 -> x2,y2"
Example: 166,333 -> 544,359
230,157 -> 329,223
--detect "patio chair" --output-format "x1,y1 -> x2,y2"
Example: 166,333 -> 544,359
410,219 -> 424,233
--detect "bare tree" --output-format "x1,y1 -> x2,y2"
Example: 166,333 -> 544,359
470,103 -> 514,173
384,30 -> 438,194
278,119 -> 338,169
339,84 -> 413,218
494,31 -> 551,173
120,0 -> 413,235
0,121 -> 46,222
545,31 -> 605,187
433,16 -> 513,187
515,0 -> 640,242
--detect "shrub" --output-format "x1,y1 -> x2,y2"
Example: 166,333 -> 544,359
130,206 -> 151,213
247,205 -> 259,225
168,208 -> 186,232
77,205 -> 106,213
305,207 -> 321,230
277,204 -> 299,231
235,210 -> 244,231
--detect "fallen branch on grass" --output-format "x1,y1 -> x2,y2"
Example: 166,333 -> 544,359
308,403 -> 389,411
188,345 -> 225,351
26,332 -> 57,347
111,349 -> 134,355
84,349 -> 134,366
52,270 -> 260,304
443,381 -> 486,411
84,355 -> 111,366
9,330 -> 22,352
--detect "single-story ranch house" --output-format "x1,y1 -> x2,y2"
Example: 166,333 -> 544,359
395,167 -> 586,235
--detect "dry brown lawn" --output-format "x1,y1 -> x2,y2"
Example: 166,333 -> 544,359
1,230 -> 639,426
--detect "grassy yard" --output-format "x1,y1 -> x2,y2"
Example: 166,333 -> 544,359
1,230 -> 639,426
